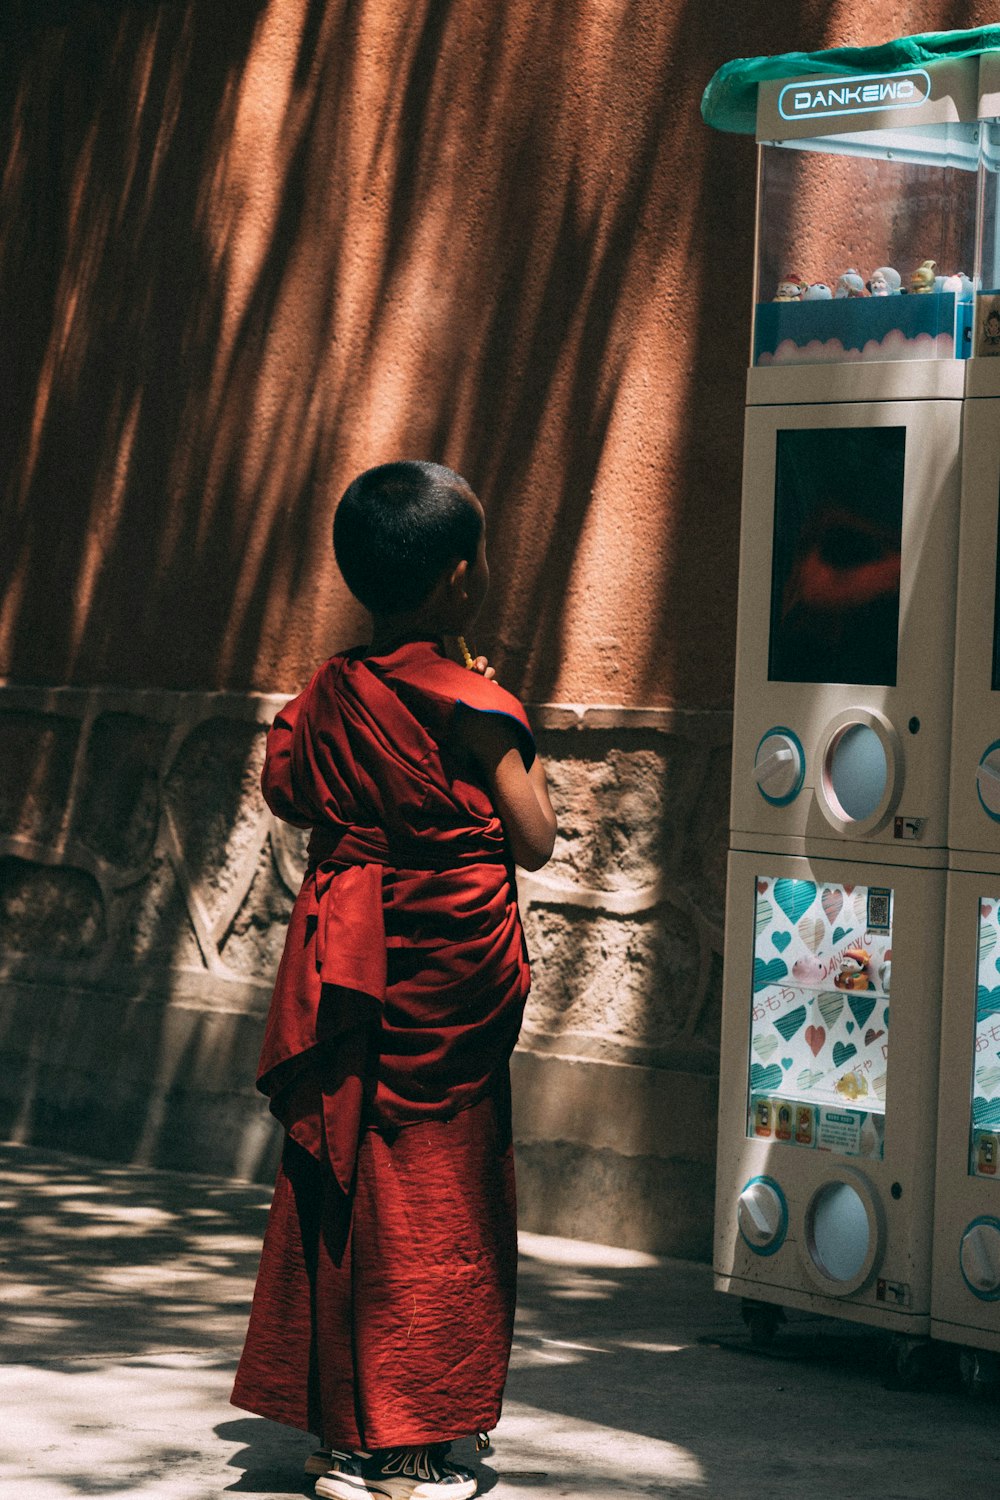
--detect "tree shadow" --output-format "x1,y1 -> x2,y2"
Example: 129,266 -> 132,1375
0,0 -> 974,1214
6,1144 -> 997,1496
0,0 -> 726,1184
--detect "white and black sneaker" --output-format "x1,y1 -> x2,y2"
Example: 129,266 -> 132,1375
314,1443 -> 477,1500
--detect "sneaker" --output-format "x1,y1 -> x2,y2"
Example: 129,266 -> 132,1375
306,1449 -> 334,1477
314,1444 -> 477,1500
312,1449 -> 370,1499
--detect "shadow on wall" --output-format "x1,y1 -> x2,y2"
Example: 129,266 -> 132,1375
0,691 -> 297,1180
0,0 -> 756,1181
4,0 -> 960,1183
0,0 -> 756,705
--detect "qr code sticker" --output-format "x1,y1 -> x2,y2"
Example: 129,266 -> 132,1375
867,887 -> 891,932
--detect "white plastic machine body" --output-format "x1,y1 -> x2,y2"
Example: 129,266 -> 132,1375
714,55 -> 981,1337
716,851 -> 944,1327
731,396 -> 961,860
932,860 -> 1000,1351
932,299 -> 1000,1355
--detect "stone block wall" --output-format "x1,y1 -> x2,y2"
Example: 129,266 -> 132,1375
0,685 -> 729,1256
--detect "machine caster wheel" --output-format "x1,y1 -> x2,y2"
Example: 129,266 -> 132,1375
959,1347 -> 1000,1399
885,1334 -> 933,1391
740,1298 -> 784,1349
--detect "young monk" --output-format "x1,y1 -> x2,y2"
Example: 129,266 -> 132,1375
231,460 -> 556,1500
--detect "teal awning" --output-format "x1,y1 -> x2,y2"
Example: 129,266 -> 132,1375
701,26 -> 1000,136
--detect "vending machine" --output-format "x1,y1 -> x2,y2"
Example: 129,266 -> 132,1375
703,49 -> 983,1354
931,58 -> 1000,1388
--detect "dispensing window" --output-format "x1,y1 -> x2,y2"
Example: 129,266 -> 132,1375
748,875 -> 891,1160
970,894 -> 1000,1179
768,427 -> 904,687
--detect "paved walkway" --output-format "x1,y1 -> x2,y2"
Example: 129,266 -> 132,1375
2,1142 -> 998,1500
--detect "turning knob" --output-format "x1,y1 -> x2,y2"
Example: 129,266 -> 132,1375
754,729 -> 804,806
977,745 -> 1000,821
738,1178 -> 787,1254
961,1219 -> 1000,1298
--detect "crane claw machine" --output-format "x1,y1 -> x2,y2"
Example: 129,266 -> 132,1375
701,38 -> 988,1361
932,51 -> 1000,1393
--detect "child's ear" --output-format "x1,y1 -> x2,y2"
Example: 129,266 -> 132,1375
448,557 -> 469,597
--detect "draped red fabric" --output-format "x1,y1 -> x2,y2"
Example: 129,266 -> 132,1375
232,639 -> 533,1446
232,1089 -> 518,1449
254,638 -> 534,1194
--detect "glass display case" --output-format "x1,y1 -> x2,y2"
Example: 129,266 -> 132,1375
749,875 -> 892,1159
752,123 -> 980,367
977,121 -> 1000,354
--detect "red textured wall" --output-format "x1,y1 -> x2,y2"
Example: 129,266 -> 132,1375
2,2 -> 995,710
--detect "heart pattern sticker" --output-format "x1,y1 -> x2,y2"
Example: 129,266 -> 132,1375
755,897 -> 773,939
774,878 -> 817,925
753,1034 -> 779,1063
754,957 -> 788,992
973,1096 -> 1000,1129
818,993 -> 845,1029
973,895 -> 1000,1143
747,873 -> 893,1156
977,986 -> 1000,1023
798,917 -> 825,954
805,1025 -> 826,1058
750,1063 -> 783,1094
821,889 -> 843,925
774,1005 -> 807,1043
848,995 -> 877,1030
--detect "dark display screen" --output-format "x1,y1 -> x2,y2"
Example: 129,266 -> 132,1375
768,427 -> 905,686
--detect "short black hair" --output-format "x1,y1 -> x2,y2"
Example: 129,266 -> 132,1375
333,460 -> 482,614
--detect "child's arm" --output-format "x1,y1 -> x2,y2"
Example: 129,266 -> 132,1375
455,709 -> 557,871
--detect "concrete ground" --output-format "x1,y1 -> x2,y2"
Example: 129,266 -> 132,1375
2,1143 -> 999,1500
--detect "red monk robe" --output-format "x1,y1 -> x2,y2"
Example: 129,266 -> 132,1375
231,638 -> 534,1450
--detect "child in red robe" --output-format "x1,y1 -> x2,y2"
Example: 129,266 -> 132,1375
231,461 -> 556,1500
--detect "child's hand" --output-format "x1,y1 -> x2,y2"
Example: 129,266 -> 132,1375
452,634 -> 495,677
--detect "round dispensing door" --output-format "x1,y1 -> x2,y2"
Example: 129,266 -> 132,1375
802,1171 -> 883,1294
737,1176 -> 788,1257
960,1218 -> 1000,1300
753,728 -> 805,806
817,709 -> 901,836
976,742 -> 1000,822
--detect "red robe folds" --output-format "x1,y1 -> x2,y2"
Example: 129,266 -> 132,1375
232,639 -> 533,1449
